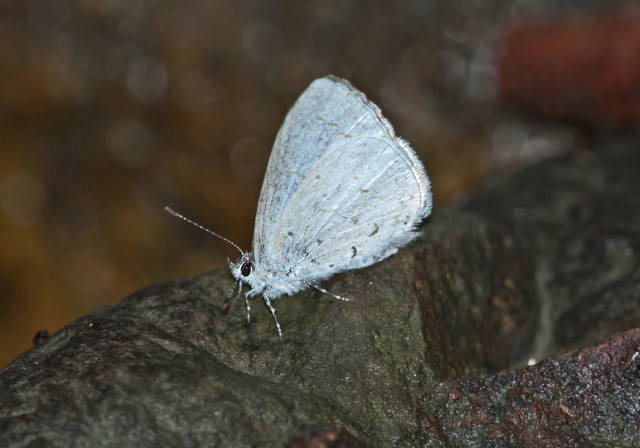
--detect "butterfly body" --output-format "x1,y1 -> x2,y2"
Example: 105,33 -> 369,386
230,252 -> 309,300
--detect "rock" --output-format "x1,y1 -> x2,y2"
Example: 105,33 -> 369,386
2,138 -> 639,447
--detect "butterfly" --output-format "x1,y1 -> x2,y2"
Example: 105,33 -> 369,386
168,75 -> 432,336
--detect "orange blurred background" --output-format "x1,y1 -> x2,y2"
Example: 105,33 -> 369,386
2,0 -> 612,367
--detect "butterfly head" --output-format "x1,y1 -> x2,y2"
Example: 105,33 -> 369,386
229,252 -> 255,283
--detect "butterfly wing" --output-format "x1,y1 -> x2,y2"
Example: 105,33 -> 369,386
252,76 -> 431,283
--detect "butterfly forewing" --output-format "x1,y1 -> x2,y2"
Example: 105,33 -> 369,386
252,76 -> 431,280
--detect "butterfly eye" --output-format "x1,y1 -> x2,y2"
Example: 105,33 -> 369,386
240,260 -> 252,277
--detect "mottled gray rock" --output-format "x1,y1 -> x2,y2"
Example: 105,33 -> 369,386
2,138 -> 640,447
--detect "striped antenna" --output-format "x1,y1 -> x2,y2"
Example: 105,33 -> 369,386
164,207 -> 244,256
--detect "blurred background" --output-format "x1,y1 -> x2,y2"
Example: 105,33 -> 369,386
0,0 -> 636,367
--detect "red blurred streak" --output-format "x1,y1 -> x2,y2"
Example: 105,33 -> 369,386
497,15 -> 640,128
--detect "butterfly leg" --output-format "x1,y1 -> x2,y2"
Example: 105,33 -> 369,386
223,281 -> 240,312
312,284 -> 352,302
262,294 -> 283,338
243,290 -> 252,324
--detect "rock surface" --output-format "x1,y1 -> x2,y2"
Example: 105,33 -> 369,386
1,138 -> 640,447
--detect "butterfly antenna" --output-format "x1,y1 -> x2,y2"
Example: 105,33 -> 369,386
165,206 -> 244,256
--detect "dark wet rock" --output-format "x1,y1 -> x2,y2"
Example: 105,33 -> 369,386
1,138 -> 640,447
412,329 -> 640,447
